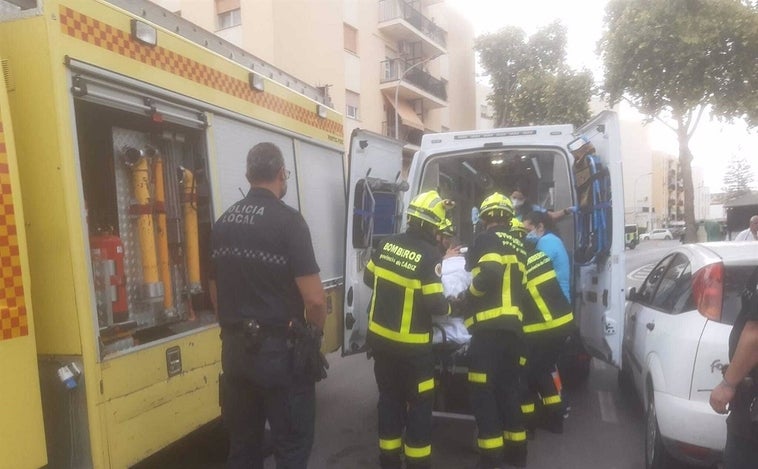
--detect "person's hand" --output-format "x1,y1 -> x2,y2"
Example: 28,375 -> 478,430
562,206 -> 577,216
709,380 -> 736,414
444,245 -> 463,259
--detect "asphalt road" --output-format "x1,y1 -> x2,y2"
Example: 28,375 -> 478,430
135,239 -> 702,469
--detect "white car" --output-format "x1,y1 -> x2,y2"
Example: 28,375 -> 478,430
641,228 -> 674,240
619,242 -> 758,468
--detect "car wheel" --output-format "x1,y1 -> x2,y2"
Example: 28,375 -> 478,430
645,389 -> 675,469
664,235 -> 671,240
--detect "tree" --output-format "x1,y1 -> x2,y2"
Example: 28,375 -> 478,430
722,156 -> 755,200
475,21 -> 593,128
600,0 -> 758,241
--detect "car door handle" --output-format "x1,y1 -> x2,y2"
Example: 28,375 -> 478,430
646,322 -> 655,331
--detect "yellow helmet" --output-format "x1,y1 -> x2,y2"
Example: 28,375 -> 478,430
407,190 -> 448,229
440,218 -> 455,237
510,218 -> 527,238
479,192 -> 513,219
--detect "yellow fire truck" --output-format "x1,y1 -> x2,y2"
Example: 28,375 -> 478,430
0,0 -> 345,467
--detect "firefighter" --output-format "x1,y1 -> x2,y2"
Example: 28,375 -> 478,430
464,192 -> 528,468
511,218 -> 575,436
364,190 -> 450,469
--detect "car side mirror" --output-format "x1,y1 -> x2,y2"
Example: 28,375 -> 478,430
627,287 -> 637,301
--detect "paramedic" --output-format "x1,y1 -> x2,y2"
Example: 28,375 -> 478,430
510,189 -> 573,222
522,211 -> 571,303
709,267 -> 758,468
465,192 -> 528,468
511,218 -> 575,436
212,142 -> 327,469
364,190 -> 450,469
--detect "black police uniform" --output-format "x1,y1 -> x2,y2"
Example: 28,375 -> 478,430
465,224 -> 528,468
363,226 -> 448,469
520,249 -> 575,433
212,187 -> 320,469
724,270 -> 758,468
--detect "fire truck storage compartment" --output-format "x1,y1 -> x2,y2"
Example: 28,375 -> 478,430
74,97 -> 214,357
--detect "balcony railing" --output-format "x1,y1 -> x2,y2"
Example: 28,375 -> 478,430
380,58 -> 447,102
378,0 -> 447,48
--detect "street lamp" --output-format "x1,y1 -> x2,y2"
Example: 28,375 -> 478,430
634,172 -> 653,229
394,54 -> 442,141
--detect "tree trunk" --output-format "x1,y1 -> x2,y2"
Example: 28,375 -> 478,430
676,121 -> 697,243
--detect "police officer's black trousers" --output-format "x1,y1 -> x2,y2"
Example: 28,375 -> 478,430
373,350 -> 434,469
221,331 -> 315,469
467,330 -> 526,468
523,336 -> 564,430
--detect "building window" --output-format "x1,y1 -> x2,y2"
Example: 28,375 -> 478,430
344,23 -> 358,54
216,0 -> 241,30
480,104 -> 490,119
217,8 -> 241,29
346,90 -> 360,120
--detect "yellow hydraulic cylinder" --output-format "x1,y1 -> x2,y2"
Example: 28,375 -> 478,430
128,153 -> 162,300
153,155 -> 173,310
180,166 -> 201,294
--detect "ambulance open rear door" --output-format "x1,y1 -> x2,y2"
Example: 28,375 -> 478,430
342,129 -> 405,355
572,111 -> 626,368
0,61 -> 47,469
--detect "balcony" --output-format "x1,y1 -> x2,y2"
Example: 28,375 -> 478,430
379,58 -> 447,109
378,0 -> 447,56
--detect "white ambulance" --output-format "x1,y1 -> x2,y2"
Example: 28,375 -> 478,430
343,112 -> 626,377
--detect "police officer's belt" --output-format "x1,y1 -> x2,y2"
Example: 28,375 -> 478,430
222,321 -> 291,339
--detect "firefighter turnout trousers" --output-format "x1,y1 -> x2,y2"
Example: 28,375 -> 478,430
373,350 -> 435,469
522,336 -> 565,433
468,330 -> 527,468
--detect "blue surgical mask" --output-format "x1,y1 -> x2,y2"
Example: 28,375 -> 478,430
525,230 -> 540,243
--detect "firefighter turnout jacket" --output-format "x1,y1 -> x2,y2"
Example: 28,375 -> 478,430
522,249 -> 574,339
465,225 -> 527,334
364,228 -> 449,355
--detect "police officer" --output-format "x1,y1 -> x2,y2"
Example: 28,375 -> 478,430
212,142 -> 327,469
364,190 -> 450,469
710,267 -> 758,468
511,218 -> 574,437
464,193 -> 528,468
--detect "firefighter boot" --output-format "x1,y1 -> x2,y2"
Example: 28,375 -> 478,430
502,444 -> 527,468
539,411 -> 564,434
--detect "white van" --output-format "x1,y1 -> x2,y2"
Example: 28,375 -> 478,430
342,112 -> 626,373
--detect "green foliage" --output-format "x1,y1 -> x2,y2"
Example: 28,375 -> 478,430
722,156 -> 755,199
475,22 -> 592,128
601,0 -> 758,240
601,0 -> 758,126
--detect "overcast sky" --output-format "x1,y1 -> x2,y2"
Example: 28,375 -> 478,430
446,0 -> 758,191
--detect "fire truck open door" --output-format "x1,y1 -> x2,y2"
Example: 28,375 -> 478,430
0,61 -> 48,469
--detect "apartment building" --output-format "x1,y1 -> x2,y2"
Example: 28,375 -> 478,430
152,0 -> 477,159
650,151 -> 709,227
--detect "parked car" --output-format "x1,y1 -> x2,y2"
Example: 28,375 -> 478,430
619,242 -> 758,468
641,228 -> 674,240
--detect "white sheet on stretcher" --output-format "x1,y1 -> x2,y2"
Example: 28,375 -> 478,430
432,316 -> 471,344
433,256 -> 473,345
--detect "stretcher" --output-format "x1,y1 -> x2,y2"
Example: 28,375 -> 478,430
432,317 -> 475,420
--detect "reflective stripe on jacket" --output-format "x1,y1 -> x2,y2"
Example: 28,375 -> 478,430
364,229 -> 449,354
464,225 -> 526,334
522,250 -> 574,337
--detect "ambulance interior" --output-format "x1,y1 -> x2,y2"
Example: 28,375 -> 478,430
75,101 -> 216,358
418,149 -> 576,254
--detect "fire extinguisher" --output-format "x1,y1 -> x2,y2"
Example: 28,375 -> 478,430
90,233 -> 128,323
